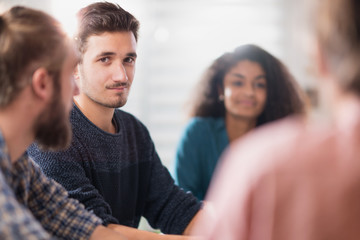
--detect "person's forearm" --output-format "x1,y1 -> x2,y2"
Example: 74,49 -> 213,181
108,224 -> 202,240
90,225 -> 127,240
183,208 -> 204,235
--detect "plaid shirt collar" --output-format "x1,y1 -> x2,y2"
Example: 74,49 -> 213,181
0,131 -> 14,184
0,131 -> 30,195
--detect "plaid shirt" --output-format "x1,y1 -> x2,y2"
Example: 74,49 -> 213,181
0,132 -> 102,240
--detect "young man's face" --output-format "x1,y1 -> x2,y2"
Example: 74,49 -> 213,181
77,31 -> 137,109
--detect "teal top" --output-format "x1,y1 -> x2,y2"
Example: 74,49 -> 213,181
174,117 -> 229,200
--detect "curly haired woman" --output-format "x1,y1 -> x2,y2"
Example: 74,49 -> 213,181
174,44 -> 306,200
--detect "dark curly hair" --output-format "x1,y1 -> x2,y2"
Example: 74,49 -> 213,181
188,44 -> 306,126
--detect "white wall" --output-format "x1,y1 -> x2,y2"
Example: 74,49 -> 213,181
0,0 -> 313,170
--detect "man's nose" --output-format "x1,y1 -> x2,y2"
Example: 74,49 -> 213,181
112,64 -> 128,82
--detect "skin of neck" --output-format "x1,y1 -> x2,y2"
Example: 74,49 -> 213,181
318,75 -> 357,122
74,94 -> 117,134
225,112 -> 256,142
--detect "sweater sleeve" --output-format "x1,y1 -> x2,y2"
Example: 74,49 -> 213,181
143,143 -> 202,234
174,118 -> 207,200
28,140 -> 119,226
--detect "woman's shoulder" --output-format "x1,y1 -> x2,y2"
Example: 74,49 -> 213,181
189,116 -> 224,126
184,117 -> 225,134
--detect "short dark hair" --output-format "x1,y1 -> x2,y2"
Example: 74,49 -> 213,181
75,2 -> 140,56
189,44 -> 305,126
0,6 -> 68,107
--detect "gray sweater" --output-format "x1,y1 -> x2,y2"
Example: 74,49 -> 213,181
28,104 -> 201,234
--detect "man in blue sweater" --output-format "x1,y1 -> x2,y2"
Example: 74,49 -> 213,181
28,2 -> 202,239
0,5 -> 127,239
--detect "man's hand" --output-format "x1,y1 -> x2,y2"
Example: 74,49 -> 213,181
90,225 -> 128,240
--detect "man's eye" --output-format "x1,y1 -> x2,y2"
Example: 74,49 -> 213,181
99,57 -> 110,63
124,57 -> 135,63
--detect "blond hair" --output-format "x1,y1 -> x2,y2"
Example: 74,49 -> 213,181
0,6 -> 68,107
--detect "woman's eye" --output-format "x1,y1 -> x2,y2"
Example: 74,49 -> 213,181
255,82 -> 267,88
232,81 -> 244,86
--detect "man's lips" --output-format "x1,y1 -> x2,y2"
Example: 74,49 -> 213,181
108,87 -> 127,90
106,83 -> 129,91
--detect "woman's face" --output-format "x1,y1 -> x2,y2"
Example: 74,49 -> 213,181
222,60 -> 267,121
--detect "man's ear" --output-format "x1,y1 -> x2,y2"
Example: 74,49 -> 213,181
31,67 -> 53,101
73,64 -> 81,89
74,64 -> 80,81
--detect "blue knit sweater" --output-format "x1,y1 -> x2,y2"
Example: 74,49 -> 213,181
28,104 -> 201,234
174,117 -> 229,200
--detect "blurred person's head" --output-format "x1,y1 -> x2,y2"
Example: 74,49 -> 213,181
189,44 -> 305,126
316,0 -> 360,95
0,6 -> 78,150
75,2 -> 139,61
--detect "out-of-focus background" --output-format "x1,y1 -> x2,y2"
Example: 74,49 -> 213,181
0,0 -> 315,171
